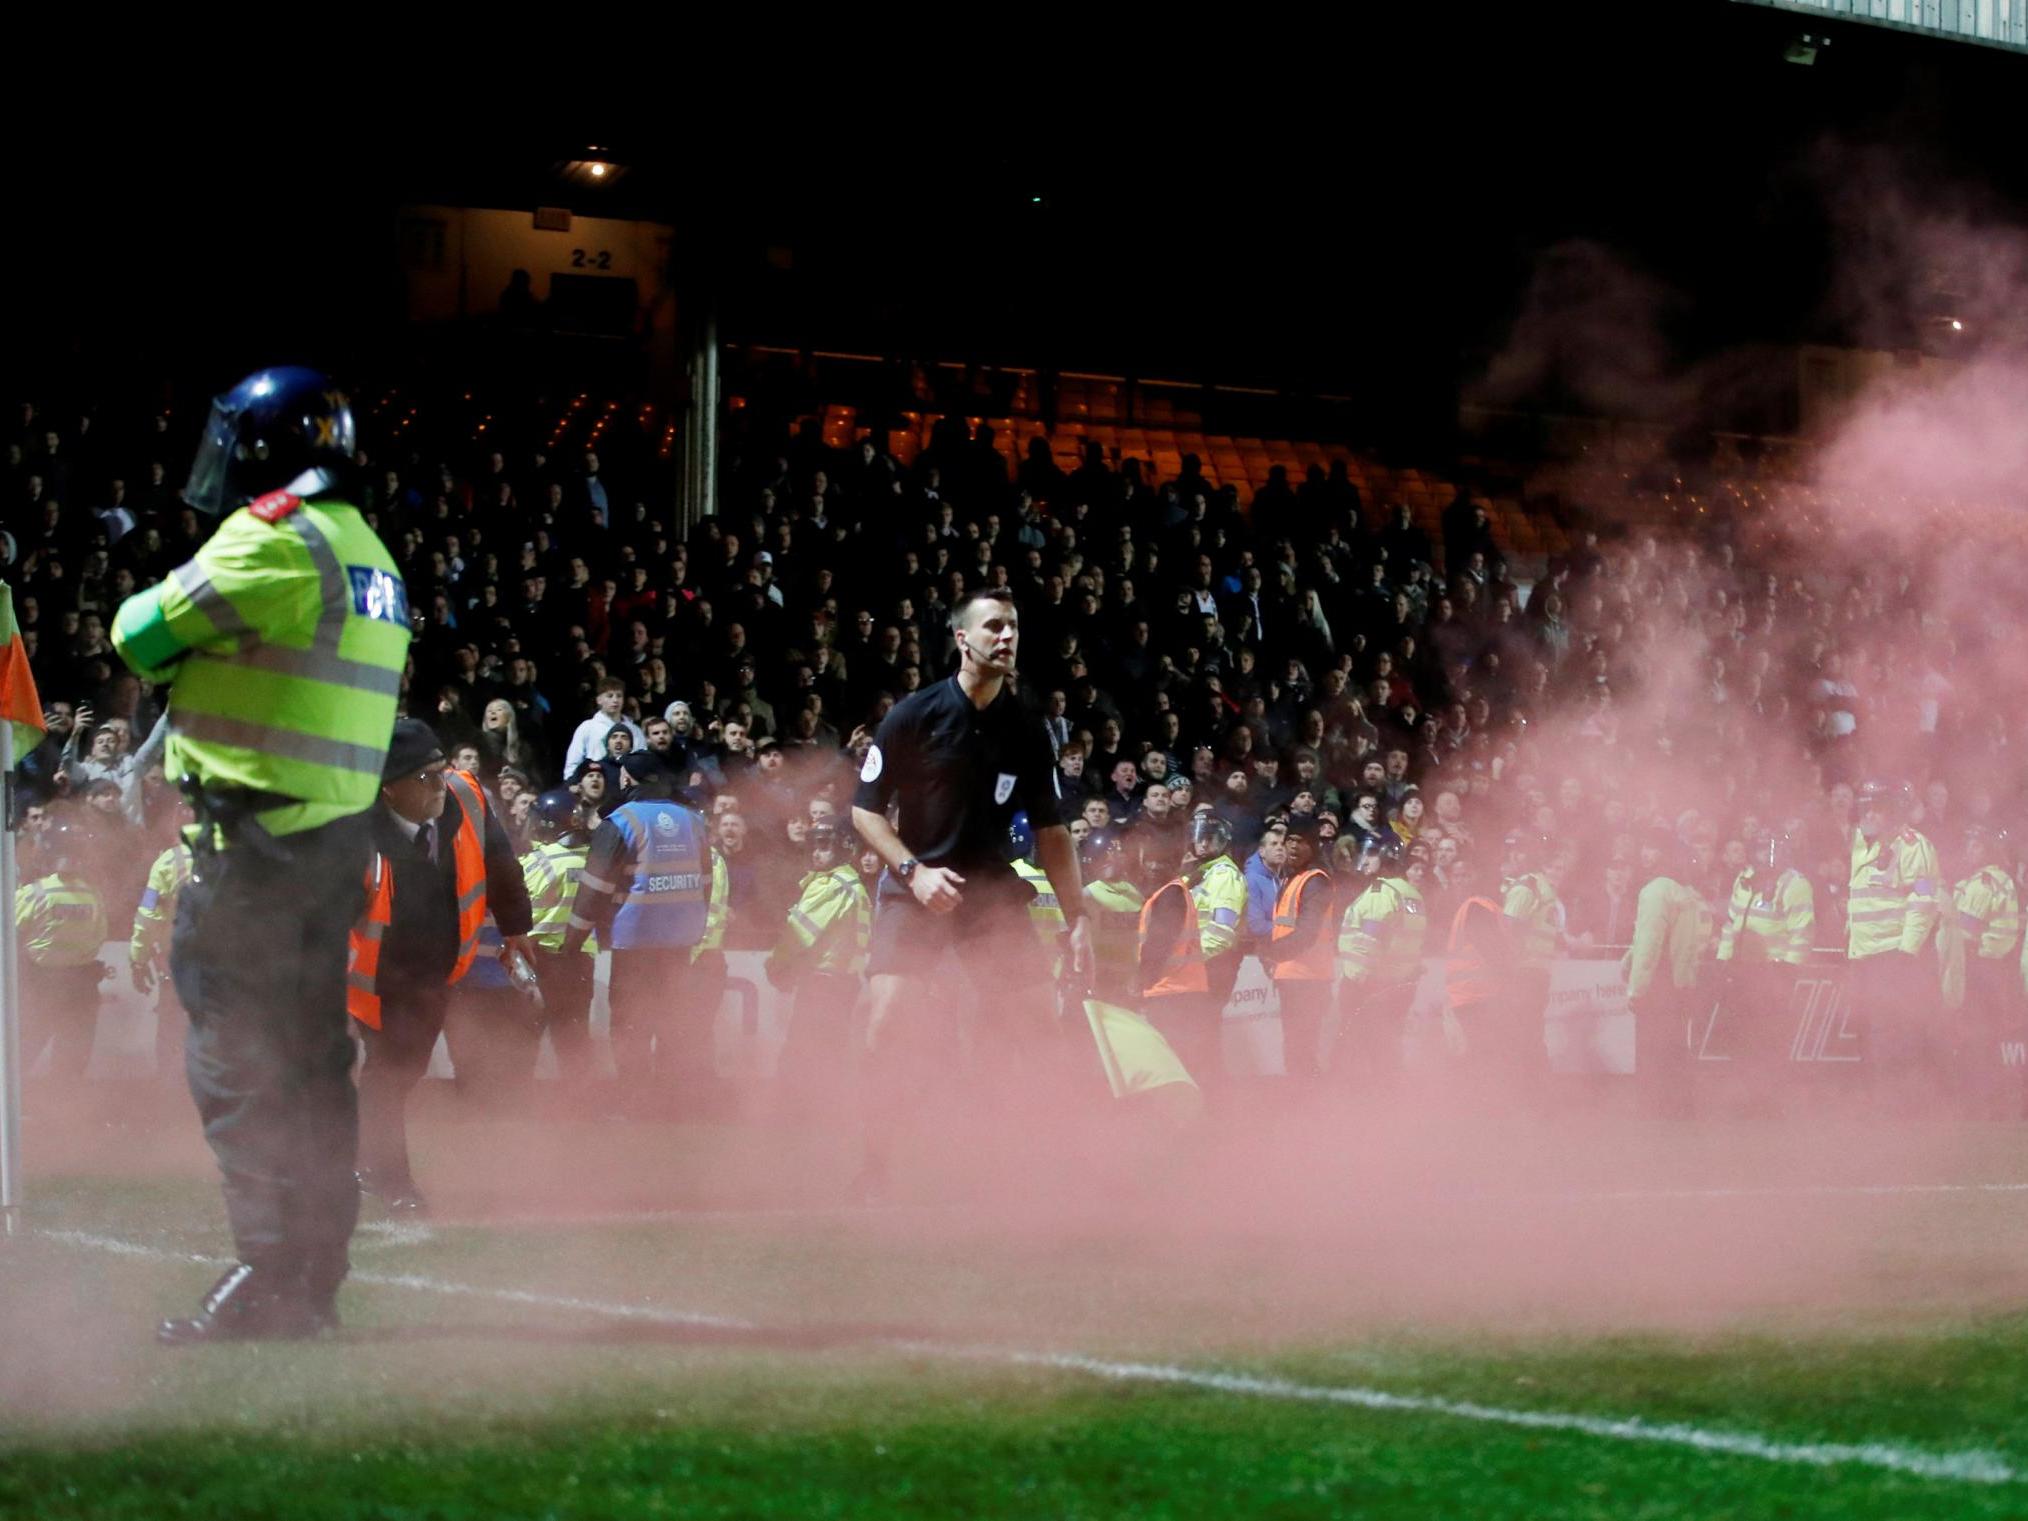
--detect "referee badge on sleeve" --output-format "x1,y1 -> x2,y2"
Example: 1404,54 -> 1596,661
860,745 -> 884,783
995,773 -> 1017,805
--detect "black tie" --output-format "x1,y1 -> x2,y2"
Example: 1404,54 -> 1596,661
416,823 -> 436,864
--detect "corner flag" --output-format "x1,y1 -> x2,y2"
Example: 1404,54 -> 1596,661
0,586 -> 44,759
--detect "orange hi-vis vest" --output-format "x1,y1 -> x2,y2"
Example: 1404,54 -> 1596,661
1444,895 -> 1508,1012
1270,868 -> 1334,983
1139,876 -> 1208,999
348,769 -> 489,1031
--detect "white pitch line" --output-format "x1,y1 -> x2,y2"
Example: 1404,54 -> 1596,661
1552,1181 -> 2028,1203
424,1202 -> 945,1230
913,1345 -> 2021,1487
354,1220 -> 438,1248
30,1228 -> 2020,1487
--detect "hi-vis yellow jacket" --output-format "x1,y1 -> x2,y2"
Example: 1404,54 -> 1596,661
1847,828 -> 1940,960
1500,871 -> 1560,972
1716,867 -> 1814,966
1621,875 -> 1713,1000
1336,877 -> 1427,987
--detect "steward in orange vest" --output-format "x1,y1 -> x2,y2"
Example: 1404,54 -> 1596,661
1137,811 -> 1245,1093
349,720 -> 534,1213
1268,829 -> 1335,1082
1443,880 -> 1556,1090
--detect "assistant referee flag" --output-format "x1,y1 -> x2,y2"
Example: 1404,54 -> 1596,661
0,585 -> 44,758
1083,997 -> 1199,1099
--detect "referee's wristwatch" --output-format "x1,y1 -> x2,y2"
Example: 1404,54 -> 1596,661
895,858 -> 919,883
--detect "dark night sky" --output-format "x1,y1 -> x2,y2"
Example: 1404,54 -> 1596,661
8,3 -> 2023,433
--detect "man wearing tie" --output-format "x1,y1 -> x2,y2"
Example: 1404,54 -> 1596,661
349,719 -> 534,1213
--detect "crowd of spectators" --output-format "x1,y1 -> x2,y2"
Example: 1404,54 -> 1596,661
6,386 -> 2020,969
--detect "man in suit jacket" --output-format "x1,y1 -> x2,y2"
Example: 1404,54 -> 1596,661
352,720 -> 534,1213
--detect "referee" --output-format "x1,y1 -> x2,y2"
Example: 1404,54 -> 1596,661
850,587 -> 1092,1199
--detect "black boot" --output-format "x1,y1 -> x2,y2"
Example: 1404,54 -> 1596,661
298,1251 -> 349,1334
157,1263 -> 319,1346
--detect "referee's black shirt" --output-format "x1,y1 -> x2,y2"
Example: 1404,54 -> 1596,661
852,675 -> 1061,882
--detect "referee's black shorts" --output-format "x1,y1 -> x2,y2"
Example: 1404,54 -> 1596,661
865,868 -> 1049,988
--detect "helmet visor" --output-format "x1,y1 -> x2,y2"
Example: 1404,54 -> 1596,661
181,395 -> 243,513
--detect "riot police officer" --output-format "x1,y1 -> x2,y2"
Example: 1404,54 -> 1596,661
520,787 -> 599,1089
111,368 -> 409,1344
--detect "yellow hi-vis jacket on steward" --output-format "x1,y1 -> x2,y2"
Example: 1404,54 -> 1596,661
1082,877 -> 1145,1004
1621,875 -> 1713,1001
1336,876 -> 1427,988
1012,855 -> 1068,980
1716,866 -> 1814,966
1500,871 -> 1561,972
1937,864 -> 2020,1009
16,873 -> 106,968
1847,828 -> 1940,960
109,492 -> 410,837
767,862 -> 871,986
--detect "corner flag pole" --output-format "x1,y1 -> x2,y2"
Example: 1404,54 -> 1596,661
1,715 -> 21,1233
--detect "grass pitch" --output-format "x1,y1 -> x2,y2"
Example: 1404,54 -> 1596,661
5,1091 -> 2028,1518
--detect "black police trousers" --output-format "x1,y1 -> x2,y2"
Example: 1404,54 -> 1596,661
171,811 -> 372,1296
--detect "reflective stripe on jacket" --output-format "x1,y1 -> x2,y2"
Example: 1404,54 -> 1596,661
109,497 -> 410,836
1270,868 -> 1336,983
1716,867 -> 1813,966
1084,878 -> 1145,1004
772,863 -> 873,981
1139,877 -> 1207,999
1621,875 -> 1713,1000
130,842 -> 193,969
591,801 -> 710,951
347,771 -> 488,1028
16,874 -> 106,969
523,840 -> 596,954
1444,896 -> 1508,1011
1337,877 -> 1427,987
1013,856 -> 1068,979
1847,828 -> 1940,959
1500,872 -> 1560,970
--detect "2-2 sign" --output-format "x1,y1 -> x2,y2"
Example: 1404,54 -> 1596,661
570,249 -> 612,270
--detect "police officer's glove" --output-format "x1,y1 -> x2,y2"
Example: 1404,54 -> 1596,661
131,961 -> 157,995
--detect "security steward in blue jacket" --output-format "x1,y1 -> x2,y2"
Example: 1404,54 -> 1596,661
563,752 -> 717,1111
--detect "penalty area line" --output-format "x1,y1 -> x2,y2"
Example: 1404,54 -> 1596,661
32,1228 -> 2019,1487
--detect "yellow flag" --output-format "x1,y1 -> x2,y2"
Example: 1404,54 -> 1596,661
1083,998 -> 1199,1099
